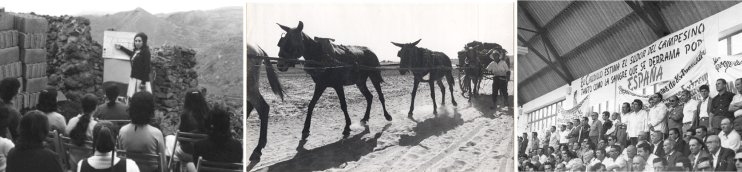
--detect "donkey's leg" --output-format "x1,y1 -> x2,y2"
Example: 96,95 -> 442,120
437,79 -> 446,105
302,86 -> 327,140
357,81 -> 373,124
246,100 -> 253,119
408,79 -> 421,117
446,71 -> 458,106
249,96 -> 269,161
429,81 -> 437,115
473,76 -> 480,96
371,72 -> 392,121
334,86 -> 352,136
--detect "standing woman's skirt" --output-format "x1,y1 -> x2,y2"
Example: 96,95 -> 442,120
127,77 -> 152,98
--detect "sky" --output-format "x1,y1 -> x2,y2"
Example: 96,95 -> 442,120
246,2 -> 515,62
1,0 -> 243,16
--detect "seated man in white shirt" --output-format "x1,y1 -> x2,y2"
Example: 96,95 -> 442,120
609,145 -> 636,171
718,118 -> 741,151
603,145 -> 621,171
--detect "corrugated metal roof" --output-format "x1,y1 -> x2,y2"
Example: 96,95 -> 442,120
660,1 -> 741,31
547,1 -> 632,55
522,1 -> 573,27
517,1 -> 741,105
517,36 -> 561,82
564,13 -> 659,78
519,70 -> 567,105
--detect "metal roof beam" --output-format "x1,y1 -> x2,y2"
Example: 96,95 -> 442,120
644,1 -> 670,36
518,64 -> 559,88
625,0 -> 670,37
519,2 -> 575,82
518,35 -> 571,85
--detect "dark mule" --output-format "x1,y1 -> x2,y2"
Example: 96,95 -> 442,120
391,39 -> 457,117
275,21 -> 392,140
246,43 -> 284,161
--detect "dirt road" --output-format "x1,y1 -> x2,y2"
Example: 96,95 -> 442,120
246,69 -> 514,172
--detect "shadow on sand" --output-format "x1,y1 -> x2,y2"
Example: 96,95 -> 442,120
259,124 -> 391,172
399,107 -> 464,146
468,95 -> 514,118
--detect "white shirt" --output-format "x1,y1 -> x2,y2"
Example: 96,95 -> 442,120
602,157 -> 617,170
645,154 -> 659,172
683,99 -> 699,123
627,111 -> 649,137
648,103 -> 668,133
560,129 -> 570,144
550,130 -> 560,148
76,152 -> 140,172
719,130 -> 741,151
712,148 -> 721,169
486,60 -> 509,76
606,119 -> 621,135
0,137 -> 14,172
732,94 -> 742,117
615,155 -> 633,171
540,154 -> 549,164
699,97 -> 710,118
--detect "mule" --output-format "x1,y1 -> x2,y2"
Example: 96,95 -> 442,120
275,21 -> 392,140
391,39 -> 457,117
246,43 -> 284,161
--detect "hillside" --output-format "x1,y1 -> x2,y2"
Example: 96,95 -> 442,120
83,7 -> 243,97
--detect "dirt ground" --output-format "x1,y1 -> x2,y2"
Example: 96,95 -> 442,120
246,68 -> 514,172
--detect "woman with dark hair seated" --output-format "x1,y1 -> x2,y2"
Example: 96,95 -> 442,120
165,90 -> 209,171
194,103 -> 242,164
93,85 -> 129,120
77,121 -> 139,172
118,91 -> 166,172
6,110 -> 63,172
65,94 -> 100,169
37,88 -> 67,133
0,78 -> 22,141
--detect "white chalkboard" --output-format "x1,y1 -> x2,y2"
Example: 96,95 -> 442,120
102,31 -> 136,83
102,31 -> 137,60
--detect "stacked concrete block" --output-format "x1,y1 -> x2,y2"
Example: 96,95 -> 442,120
2,12 -> 49,110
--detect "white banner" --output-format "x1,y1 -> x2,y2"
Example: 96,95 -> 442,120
562,3 -> 742,115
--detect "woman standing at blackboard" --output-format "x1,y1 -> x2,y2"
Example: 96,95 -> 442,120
115,32 -> 152,98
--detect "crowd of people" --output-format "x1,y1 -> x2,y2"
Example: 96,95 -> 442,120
518,79 -> 742,172
0,77 -> 242,172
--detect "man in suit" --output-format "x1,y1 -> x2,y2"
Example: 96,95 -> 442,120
663,138 -> 686,167
580,117 -> 591,143
589,112 -> 603,146
569,119 -> 581,144
650,131 -> 666,158
697,126 -> 710,143
669,128 -> 690,156
521,133 -> 529,156
707,135 -> 736,171
602,111 -> 613,139
688,137 -> 711,169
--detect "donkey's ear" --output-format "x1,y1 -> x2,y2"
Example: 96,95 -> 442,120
277,23 -> 291,32
391,42 -> 404,47
411,39 -> 421,46
296,21 -> 304,31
